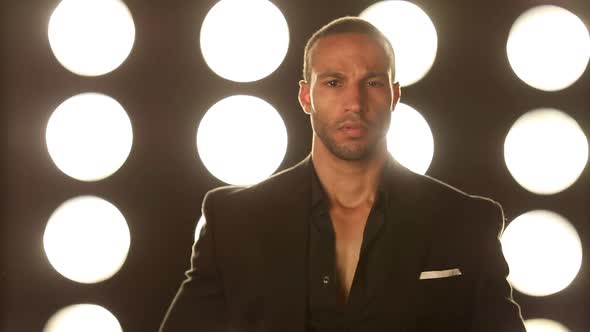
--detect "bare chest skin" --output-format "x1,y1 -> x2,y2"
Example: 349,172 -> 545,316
329,205 -> 372,304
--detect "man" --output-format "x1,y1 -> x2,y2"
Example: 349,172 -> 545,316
160,17 -> 526,331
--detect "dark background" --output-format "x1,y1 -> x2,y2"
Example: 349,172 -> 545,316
1,0 -> 589,331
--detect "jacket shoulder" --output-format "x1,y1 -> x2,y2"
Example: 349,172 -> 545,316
395,163 -> 500,208
391,163 -> 504,231
203,156 -> 311,207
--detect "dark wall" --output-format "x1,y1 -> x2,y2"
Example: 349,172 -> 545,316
1,0 -> 588,331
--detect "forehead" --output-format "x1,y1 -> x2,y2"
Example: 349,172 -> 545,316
309,32 -> 392,76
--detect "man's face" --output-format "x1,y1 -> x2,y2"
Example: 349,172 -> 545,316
299,33 -> 401,161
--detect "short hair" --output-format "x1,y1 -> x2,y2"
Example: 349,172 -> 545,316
302,16 -> 396,82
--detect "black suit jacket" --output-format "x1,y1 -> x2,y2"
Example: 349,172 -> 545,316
160,156 -> 526,332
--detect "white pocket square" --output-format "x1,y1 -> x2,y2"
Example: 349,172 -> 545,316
419,268 -> 462,280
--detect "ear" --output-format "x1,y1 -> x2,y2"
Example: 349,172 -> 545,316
298,80 -> 312,114
391,81 -> 401,110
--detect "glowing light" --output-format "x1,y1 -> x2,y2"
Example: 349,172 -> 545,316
506,5 -> 590,91
504,109 -> 588,195
387,103 -> 434,174
525,318 -> 571,332
43,196 -> 131,284
501,210 -> 582,296
46,93 -> 133,182
200,0 -> 289,82
197,95 -> 288,185
194,215 -> 205,242
48,0 -> 135,76
360,0 -> 438,86
44,304 -> 122,332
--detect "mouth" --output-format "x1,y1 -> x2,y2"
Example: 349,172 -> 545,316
338,121 -> 367,138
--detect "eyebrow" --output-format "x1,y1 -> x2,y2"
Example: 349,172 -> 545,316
316,72 -> 389,80
364,72 -> 389,79
317,72 -> 345,80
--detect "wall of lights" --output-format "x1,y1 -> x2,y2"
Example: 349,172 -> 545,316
1,0 -> 589,331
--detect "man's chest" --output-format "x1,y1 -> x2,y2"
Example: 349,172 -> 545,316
330,207 -> 371,301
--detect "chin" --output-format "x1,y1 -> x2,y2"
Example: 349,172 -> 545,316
330,144 -> 375,161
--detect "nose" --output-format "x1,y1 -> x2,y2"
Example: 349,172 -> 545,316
343,85 -> 365,114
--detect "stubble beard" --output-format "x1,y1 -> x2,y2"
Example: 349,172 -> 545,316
311,111 -> 388,161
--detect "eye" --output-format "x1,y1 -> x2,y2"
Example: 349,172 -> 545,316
367,80 -> 384,87
326,80 -> 340,88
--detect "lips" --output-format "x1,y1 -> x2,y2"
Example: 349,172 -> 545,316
339,121 -> 367,138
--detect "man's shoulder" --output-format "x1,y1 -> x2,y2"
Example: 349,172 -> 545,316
203,156 -> 311,206
389,161 -> 502,212
398,164 -> 505,232
422,172 -> 499,206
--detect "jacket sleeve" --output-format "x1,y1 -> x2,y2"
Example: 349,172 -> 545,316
159,191 -> 228,332
470,200 -> 526,332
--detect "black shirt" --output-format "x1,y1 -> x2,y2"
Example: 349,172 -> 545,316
307,160 -> 395,331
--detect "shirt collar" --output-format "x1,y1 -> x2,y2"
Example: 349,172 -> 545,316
310,155 -> 396,213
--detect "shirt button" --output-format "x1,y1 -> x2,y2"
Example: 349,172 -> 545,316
322,275 -> 330,285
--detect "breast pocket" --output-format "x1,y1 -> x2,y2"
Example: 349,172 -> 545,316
417,272 -> 475,316
413,274 -> 474,331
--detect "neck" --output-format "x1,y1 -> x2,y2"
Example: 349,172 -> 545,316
311,138 -> 388,209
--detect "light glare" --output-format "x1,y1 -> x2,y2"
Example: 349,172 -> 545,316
506,5 -> 590,91
197,95 -> 288,185
48,0 -> 135,76
43,196 -> 131,284
200,0 -> 290,82
43,304 -> 122,332
387,103 -> 434,174
194,215 -> 205,242
525,318 -> 571,332
46,93 -> 133,182
504,109 -> 588,194
501,210 -> 582,296
360,0 -> 438,86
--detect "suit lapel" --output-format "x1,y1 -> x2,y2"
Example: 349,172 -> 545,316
253,157 -> 437,331
382,162 -> 436,330
257,157 -> 312,331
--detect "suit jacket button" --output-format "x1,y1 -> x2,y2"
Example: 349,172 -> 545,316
322,275 -> 330,285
